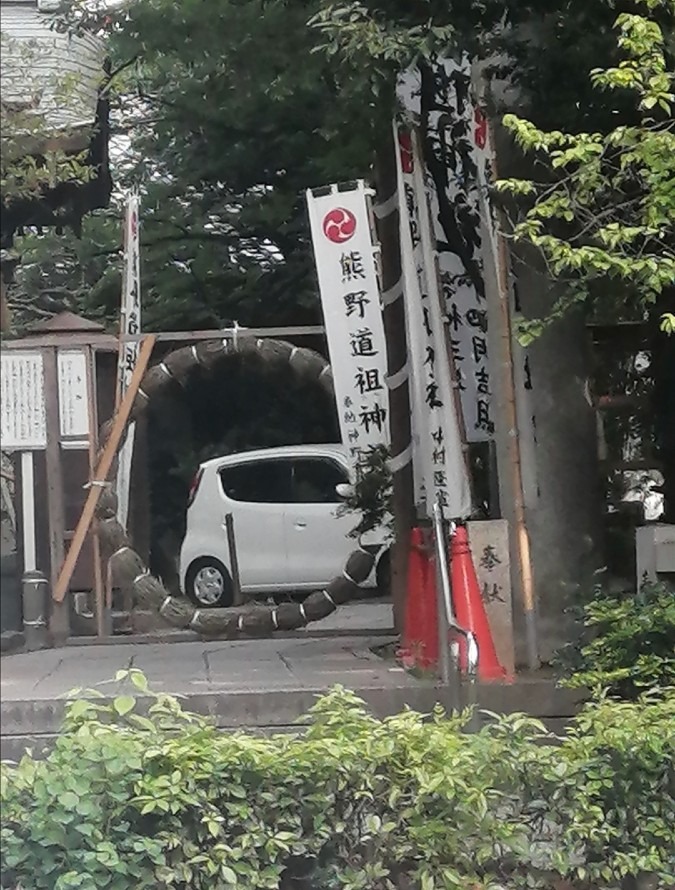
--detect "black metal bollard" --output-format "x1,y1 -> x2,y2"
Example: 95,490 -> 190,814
22,570 -> 49,652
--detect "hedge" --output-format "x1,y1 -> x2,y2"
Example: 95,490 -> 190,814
1,674 -> 674,890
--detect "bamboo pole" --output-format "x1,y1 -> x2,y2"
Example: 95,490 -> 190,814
488,157 -> 539,671
52,335 -> 156,605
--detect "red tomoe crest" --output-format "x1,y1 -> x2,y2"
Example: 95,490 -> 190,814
398,130 -> 414,174
322,207 -> 357,243
474,107 -> 488,150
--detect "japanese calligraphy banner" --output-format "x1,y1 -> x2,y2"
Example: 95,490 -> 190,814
306,182 -> 389,473
116,193 -> 141,530
398,59 -> 494,442
0,352 -> 46,450
395,124 -> 472,519
119,194 -> 141,394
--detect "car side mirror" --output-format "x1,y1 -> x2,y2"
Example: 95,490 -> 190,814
335,483 -> 354,500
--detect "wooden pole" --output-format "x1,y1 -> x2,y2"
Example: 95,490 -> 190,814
43,346 -> 68,642
374,131 -> 416,632
52,335 -> 156,605
85,346 -> 107,638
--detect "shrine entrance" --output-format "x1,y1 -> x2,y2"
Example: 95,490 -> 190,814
139,340 -> 340,595
91,332 -> 383,640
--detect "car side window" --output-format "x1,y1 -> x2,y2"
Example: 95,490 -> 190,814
219,460 -> 291,503
291,458 -> 349,504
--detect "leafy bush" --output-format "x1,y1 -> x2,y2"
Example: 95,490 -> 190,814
1,675 -> 674,890
561,581 -> 675,699
337,443 -> 393,538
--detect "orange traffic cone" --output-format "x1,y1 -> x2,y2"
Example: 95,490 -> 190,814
399,527 -> 438,670
449,526 -> 509,682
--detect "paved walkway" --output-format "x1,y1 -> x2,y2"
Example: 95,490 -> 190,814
1,635 -> 407,702
0,634 -> 443,759
0,601 -> 582,760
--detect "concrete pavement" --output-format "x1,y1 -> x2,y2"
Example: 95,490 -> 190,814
1,634 -> 412,703
1,629 -> 583,762
0,602 -> 583,760
0,634 -> 434,760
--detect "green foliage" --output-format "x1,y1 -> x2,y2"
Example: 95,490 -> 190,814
562,581 -> 675,699
0,33 -> 97,207
8,0 -> 381,332
498,1 -> 675,342
309,2 -> 457,99
2,678 -> 674,889
660,311 -> 675,333
14,0 -> 664,336
7,212 -> 122,332
337,444 -> 393,538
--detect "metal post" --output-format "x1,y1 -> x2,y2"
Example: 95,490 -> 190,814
434,541 -> 460,707
431,497 -> 480,722
22,570 -> 49,651
224,513 -> 243,606
432,507 -> 460,704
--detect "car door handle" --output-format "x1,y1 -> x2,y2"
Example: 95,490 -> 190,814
294,521 -> 307,529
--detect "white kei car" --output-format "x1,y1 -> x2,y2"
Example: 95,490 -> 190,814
179,444 -> 389,607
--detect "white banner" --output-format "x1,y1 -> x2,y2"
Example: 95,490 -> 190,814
119,194 -> 142,393
395,124 -> 472,519
306,182 -> 389,474
398,59 -> 494,442
57,350 -> 89,439
116,193 -> 141,530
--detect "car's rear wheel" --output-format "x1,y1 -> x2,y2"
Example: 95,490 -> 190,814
185,558 -> 233,608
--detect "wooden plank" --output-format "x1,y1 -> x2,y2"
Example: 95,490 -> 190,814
120,325 -> 325,343
52,335 -> 156,605
2,325 -> 325,350
43,347 -> 68,640
2,334 -> 118,350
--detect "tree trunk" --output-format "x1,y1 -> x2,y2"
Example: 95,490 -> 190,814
374,132 -> 416,633
0,277 -> 10,332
